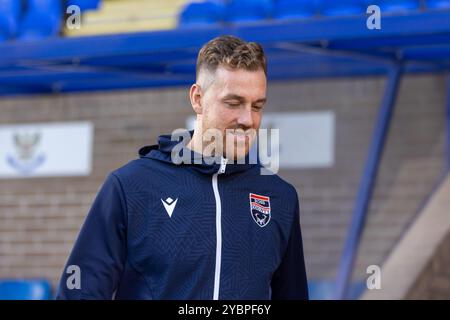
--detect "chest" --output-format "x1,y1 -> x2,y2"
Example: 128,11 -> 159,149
124,172 -> 289,278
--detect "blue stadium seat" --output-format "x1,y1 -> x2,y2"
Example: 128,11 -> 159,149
319,0 -> 366,16
225,0 -> 273,23
179,1 -> 225,27
67,0 -> 101,12
426,0 -> 450,9
18,0 -> 63,40
0,0 -> 22,40
273,0 -> 317,20
308,280 -> 335,300
308,280 -> 366,300
0,279 -> 52,300
370,0 -> 420,13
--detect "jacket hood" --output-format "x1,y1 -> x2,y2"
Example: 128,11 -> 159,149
138,130 -> 260,176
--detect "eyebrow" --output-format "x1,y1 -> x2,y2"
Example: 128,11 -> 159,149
222,94 -> 267,104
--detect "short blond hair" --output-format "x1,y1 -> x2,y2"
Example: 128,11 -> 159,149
196,35 -> 267,79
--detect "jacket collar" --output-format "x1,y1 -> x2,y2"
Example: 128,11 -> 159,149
139,130 -> 260,176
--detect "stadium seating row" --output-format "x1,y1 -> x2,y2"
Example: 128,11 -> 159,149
0,280 -> 52,300
0,0 -> 100,41
3,0 -> 450,41
63,0 -> 186,37
0,278 -> 367,300
179,0 -> 450,26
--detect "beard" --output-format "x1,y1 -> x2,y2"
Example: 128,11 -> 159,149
223,128 -> 257,161
198,118 -> 257,161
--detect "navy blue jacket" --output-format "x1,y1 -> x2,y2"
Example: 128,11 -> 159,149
57,132 -> 308,300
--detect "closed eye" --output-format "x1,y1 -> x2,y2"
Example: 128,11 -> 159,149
225,101 -> 241,108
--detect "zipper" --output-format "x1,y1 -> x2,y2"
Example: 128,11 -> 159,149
212,157 -> 228,300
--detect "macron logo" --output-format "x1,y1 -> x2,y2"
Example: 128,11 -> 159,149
161,197 -> 178,218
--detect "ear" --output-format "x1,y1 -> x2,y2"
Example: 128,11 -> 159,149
189,83 -> 203,115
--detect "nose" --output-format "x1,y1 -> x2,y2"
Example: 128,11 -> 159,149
236,105 -> 253,129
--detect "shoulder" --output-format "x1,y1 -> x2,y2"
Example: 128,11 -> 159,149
269,174 -> 300,215
111,158 -> 146,177
108,157 -> 161,189
250,166 -> 299,201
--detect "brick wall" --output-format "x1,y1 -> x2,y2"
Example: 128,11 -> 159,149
353,74 -> 446,283
406,229 -> 450,299
0,74 -> 446,297
0,88 -> 194,289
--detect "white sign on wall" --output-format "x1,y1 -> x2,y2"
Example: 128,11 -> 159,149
186,111 -> 335,169
0,121 -> 94,179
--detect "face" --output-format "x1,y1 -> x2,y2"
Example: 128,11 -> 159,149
190,66 -> 267,160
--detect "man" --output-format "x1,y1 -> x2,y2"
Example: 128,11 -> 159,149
57,35 -> 308,300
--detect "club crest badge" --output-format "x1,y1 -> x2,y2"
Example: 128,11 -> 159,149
249,193 -> 271,227
6,132 -> 45,175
